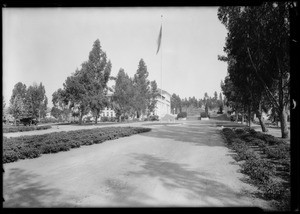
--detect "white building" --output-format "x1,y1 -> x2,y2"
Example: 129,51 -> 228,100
74,88 -> 172,121
154,88 -> 171,118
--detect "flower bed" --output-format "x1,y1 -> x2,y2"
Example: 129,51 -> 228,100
221,127 -> 290,211
3,125 -> 52,133
3,127 -> 151,164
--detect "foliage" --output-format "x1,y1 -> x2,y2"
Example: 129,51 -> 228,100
133,59 -> 151,118
25,82 -> 48,119
58,39 -> 112,124
148,80 -> 159,115
112,68 -> 135,120
171,93 -> 182,114
177,112 -> 187,119
144,115 -> 159,121
218,3 -> 291,138
3,127 -> 151,163
3,125 -> 52,133
9,95 -> 25,123
200,112 -> 209,118
221,127 -> 290,210
9,82 -> 27,105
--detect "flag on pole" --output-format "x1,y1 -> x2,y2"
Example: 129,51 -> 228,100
156,25 -> 162,55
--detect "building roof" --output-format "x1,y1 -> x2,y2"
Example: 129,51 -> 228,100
157,88 -> 171,97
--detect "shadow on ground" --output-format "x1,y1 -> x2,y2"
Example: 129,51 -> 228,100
139,122 -> 224,147
3,168 -> 74,207
124,154 -> 254,207
103,178 -> 154,207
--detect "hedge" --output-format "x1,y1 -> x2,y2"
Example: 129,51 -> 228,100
3,125 -> 52,133
3,126 -> 151,163
221,127 -> 290,210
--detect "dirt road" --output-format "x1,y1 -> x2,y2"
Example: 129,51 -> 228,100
3,120 -> 272,208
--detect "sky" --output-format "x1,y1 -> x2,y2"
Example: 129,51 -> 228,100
3,7 -> 228,108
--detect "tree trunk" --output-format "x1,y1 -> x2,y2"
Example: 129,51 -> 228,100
235,110 -> 238,122
79,112 -> 83,125
279,106 -> 289,138
241,112 -> 244,125
95,115 -> 98,124
256,102 -> 268,132
248,107 -> 251,127
256,109 -> 268,132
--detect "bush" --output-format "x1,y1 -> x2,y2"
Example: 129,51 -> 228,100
254,132 -> 286,145
222,128 -> 238,144
39,118 -> 59,124
251,139 -> 267,147
241,158 -> 275,183
177,112 -> 187,119
260,180 -> 288,200
262,145 -> 289,160
101,117 -> 109,122
3,127 -> 151,163
234,128 -> 247,135
200,112 -> 209,118
149,115 -> 159,121
3,150 -> 19,163
3,125 -> 52,133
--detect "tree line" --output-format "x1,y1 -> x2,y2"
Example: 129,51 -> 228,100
51,39 -> 159,124
5,82 -> 48,124
171,91 -> 224,114
217,3 -> 293,138
4,39 -> 160,125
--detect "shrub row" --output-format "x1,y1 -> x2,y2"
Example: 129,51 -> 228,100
3,125 -> 52,133
3,127 -> 151,163
221,127 -> 290,210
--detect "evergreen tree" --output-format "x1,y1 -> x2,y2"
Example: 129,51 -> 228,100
133,59 -> 151,118
113,68 -> 135,121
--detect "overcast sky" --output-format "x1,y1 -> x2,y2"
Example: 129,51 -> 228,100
3,7 -> 228,108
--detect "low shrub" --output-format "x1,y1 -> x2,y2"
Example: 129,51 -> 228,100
250,139 -> 267,147
3,125 -> 52,133
3,150 -> 19,163
241,158 -> 275,183
101,117 -> 109,122
221,126 -> 290,211
222,128 -> 238,144
234,128 -> 247,135
254,132 -> 286,145
262,145 -> 289,160
3,127 -> 152,163
260,180 -> 288,200
200,112 -> 209,118
236,148 -> 260,161
177,112 -> 187,119
149,115 -> 159,121
39,118 -> 59,124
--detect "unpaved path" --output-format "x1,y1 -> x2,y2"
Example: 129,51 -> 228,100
3,120 -> 272,208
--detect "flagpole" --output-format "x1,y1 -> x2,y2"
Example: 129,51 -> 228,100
160,15 -> 163,120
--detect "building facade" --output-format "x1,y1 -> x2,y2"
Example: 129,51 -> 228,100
154,88 -> 171,118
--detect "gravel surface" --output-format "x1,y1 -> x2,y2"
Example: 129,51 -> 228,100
3,120 -> 272,208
